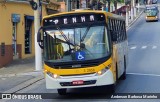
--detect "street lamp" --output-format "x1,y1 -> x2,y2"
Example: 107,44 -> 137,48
29,0 -> 38,10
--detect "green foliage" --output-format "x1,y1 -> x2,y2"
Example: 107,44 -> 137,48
110,0 -> 124,3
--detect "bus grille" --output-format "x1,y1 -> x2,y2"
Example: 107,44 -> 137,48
50,61 -> 101,69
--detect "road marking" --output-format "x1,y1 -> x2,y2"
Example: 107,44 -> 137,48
152,46 -> 157,49
130,46 -> 136,49
1,78 -> 6,80
141,46 -> 147,49
127,73 -> 160,77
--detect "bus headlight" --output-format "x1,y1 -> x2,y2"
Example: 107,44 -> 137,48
47,72 -> 59,79
43,69 -> 48,73
96,67 -> 109,76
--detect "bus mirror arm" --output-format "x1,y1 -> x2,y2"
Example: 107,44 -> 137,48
37,27 -> 44,49
38,41 -> 44,49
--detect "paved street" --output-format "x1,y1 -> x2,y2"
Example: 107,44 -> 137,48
2,11 -> 160,102
1,2 -> 160,102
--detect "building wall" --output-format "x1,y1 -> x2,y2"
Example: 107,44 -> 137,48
0,45 -> 12,68
0,2 -> 48,67
59,2 -> 66,12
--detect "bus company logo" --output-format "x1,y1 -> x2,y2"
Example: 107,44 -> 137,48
2,94 -> 11,99
72,64 -> 81,68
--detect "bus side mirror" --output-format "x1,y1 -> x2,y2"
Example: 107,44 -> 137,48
110,30 -> 118,42
37,27 -> 44,49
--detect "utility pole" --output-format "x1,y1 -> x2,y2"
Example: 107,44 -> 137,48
108,0 -> 110,12
35,0 -> 42,71
30,0 -> 42,71
133,0 -> 136,17
29,0 -> 42,71
137,0 -> 140,13
126,7 -> 129,27
131,0 -> 134,21
66,0 -> 71,11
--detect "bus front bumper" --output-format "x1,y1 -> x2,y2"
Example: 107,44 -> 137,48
146,16 -> 158,21
45,69 -> 115,89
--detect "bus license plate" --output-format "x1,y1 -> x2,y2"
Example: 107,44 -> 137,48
72,80 -> 84,85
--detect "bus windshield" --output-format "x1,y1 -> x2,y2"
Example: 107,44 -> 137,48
146,7 -> 158,16
44,24 -> 110,62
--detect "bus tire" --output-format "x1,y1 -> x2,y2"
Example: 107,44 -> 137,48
108,84 -> 115,93
57,89 -> 67,95
116,63 -> 118,81
103,84 -> 115,94
120,57 -> 126,80
108,63 -> 118,94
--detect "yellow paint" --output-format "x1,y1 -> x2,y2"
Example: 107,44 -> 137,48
44,57 -> 112,75
0,2 -> 56,59
146,16 -> 157,21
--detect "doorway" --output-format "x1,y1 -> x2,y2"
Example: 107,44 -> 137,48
12,22 -> 17,56
25,16 -> 33,54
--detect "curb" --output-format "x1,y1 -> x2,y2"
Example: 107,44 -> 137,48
126,10 -> 144,31
4,75 -> 44,93
0,71 -> 43,78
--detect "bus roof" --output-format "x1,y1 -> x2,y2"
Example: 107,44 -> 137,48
43,10 -> 124,21
146,5 -> 158,9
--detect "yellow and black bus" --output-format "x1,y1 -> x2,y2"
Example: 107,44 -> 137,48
37,10 -> 128,95
145,6 -> 159,22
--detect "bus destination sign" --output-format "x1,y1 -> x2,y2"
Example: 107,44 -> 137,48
43,13 -> 105,26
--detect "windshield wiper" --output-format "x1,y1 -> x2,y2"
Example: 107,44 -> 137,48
80,24 -> 92,42
56,26 -> 69,42
56,26 -> 77,47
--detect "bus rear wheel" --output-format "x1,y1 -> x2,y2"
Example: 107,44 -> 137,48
120,57 -> 126,80
57,89 -> 67,95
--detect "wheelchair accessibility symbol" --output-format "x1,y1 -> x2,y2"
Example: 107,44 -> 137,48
75,51 -> 85,60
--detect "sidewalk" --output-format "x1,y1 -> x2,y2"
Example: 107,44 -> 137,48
0,57 -> 44,93
126,7 -> 144,30
0,57 -> 43,77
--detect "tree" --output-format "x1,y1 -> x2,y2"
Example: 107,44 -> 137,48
107,0 -> 111,12
110,0 -> 124,14
89,0 -> 103,10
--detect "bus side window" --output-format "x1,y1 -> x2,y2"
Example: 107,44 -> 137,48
110,30 -> 118,42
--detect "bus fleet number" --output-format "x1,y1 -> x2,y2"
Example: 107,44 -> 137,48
84,68 -> 95,73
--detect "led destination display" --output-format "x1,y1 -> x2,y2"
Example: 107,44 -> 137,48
43,13 -> 105,26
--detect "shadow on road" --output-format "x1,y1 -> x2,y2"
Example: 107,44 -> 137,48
55,86 -> 114,99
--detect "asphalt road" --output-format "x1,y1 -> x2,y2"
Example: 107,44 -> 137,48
3,5 -> 160,102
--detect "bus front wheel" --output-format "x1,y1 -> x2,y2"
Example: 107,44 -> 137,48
57,89 -> 67,95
